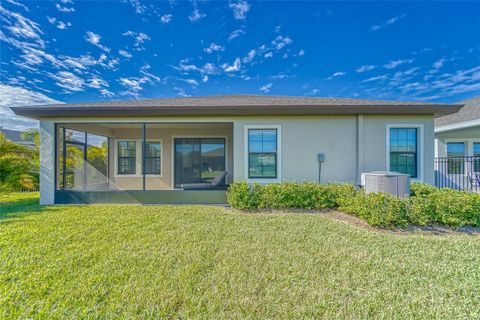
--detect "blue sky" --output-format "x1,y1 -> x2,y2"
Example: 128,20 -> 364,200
1,0 -> 479,129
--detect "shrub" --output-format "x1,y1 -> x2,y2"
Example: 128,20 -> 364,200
227,181 -> 356,210
227,181 -> 480,228
339,191 -> 409,227
226,181 -> 262,210
410,182 -> 437,197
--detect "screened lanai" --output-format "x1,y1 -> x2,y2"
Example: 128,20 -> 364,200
55,122 -> 233,202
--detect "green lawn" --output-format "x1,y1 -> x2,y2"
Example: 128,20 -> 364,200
1,193 -> 479,319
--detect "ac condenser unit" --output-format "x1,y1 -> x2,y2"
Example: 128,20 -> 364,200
363,171 -> 410,198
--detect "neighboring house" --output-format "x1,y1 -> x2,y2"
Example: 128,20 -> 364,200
435,97 -> 480,157
11,95 -> 461,205
434,97 -> 480,190
0,128 -> 36,148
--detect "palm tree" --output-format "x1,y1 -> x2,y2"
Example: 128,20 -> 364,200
0,133 -> 38,191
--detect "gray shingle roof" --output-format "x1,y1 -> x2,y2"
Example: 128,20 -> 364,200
20,94 -> 449,108
10,94 -> 463,119
435,96 -> 480,127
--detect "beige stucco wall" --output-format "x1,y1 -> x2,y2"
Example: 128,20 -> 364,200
39,115 -> 436,204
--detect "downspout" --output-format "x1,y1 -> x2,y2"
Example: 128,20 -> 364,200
356,115 -> 365,186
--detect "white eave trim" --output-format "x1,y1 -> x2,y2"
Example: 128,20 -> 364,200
435,119 -> 480,133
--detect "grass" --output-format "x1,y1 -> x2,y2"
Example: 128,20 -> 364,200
1,193 -> 479,319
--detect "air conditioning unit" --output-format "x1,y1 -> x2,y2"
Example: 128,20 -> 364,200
363,171 -> 410,197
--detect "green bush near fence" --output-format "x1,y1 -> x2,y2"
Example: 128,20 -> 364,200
227,181 -> 480,228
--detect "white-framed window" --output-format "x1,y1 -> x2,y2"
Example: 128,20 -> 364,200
115,139 -> 163,176
386,124 -> 424,181
244,125 -> 281,182
144,141 -> 162,175
117,140 -> 137,175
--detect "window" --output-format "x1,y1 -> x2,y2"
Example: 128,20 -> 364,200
248,129 -> 277,178
474,143 -> 480,172
144,141 -> 161,175
447,142 -> 465,174
118,141 -> 136,174
389,128 -> 417,178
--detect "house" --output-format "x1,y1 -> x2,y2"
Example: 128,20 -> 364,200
0,127 -> 36,148
11,95 -> 462,205
434,97 -> 480,190
435,97 -> 480,157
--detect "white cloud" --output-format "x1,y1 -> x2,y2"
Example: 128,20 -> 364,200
259,83 -> 272,93
433,57 -> 446,69
189,9 -> 206,22
228,29 -> 245,41
119,77 -> 149,92
85,31 -> 110,52
271,35 -> 292,50
122,31 -> 150,49
229,0 -> 250,20
383,59 -> 413,69
100,89 -> 114,97
118,50 -> 132,58
264,52 -> 273,58
160,14 -> 172,23
174,86 -> 189,97
47,17 -> 71,30
122,0 -> 146,14
326,71 -> 346,80
6,0 -> 29,11
1,6 -> 45,48
298,49 -> 305,56
204,43 -> 225,54
362,75 -> 388,82
242,49 -> 256,63
49,71 -> 85,92
370,13 -> 406,31
0,84 -> 63,130
222,58 -> 241,72
55,3 -> 75,13
139,64 -> 161,82
185,79 -> 199,86
356,65 -> 376,73
202,75 -> 209,82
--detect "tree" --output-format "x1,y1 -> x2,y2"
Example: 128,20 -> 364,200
0,131 -> 39,191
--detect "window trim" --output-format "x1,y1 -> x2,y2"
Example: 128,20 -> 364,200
114,139 -> 163,177
117,140 -> 137,175
244,125 -> 282,183
143,140 -> 163,176
386,124 -> 424,181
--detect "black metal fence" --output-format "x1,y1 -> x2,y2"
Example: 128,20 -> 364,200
434,156 -> 480,192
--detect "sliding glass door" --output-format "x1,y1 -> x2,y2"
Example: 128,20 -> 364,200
174,138 -> 226,188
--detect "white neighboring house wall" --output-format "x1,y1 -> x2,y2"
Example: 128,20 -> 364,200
434,124 -> 480,157
39,115 -> 435,204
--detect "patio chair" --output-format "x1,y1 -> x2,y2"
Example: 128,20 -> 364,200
180,171 -> 227,190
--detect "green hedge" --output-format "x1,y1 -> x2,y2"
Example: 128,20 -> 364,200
227,181 -> 356,210
227,181 -> 480,228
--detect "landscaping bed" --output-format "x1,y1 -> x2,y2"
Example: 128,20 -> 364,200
227,181 -> 480,228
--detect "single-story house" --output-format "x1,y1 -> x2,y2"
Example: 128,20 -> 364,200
434,97 -> 479,190
11,95 -> 462,205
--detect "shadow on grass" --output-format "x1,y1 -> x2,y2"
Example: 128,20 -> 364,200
0,197 -> 55,223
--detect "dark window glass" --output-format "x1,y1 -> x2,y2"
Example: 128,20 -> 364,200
447,142 -> 465,174
248,129 -> 277,178
389,128 -> 417,178
144,141 -> 161,174
174,138 -> 225,187
118,141 -> 136,174
473,143 -> 480,172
